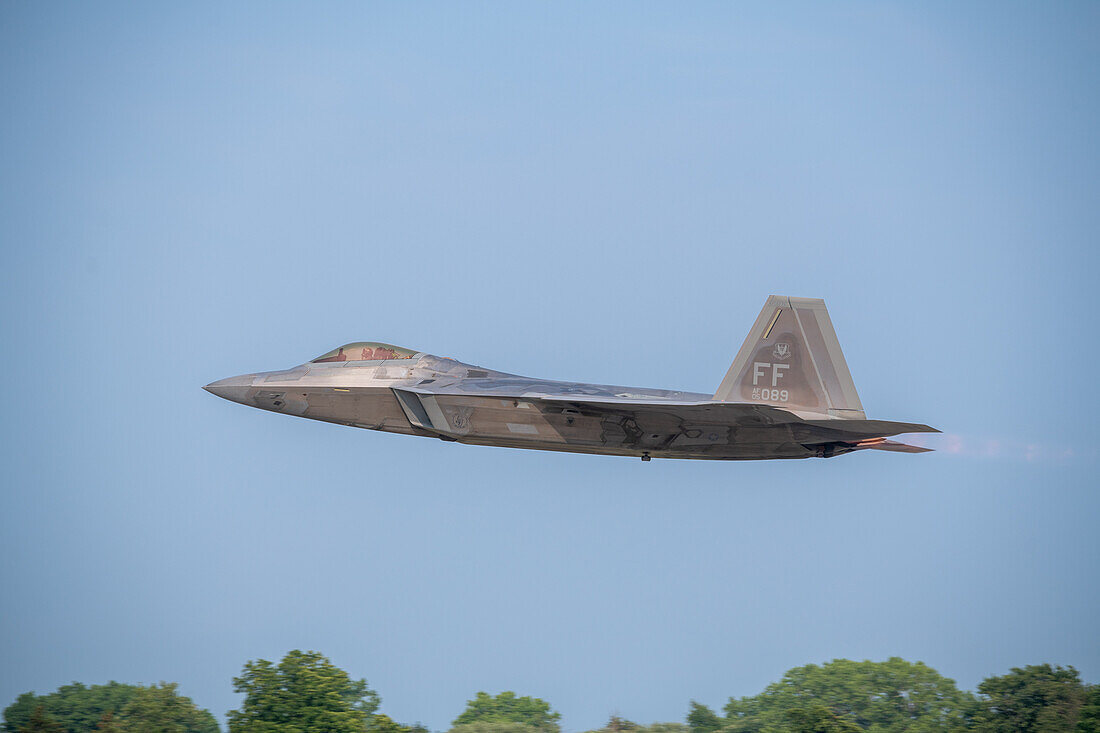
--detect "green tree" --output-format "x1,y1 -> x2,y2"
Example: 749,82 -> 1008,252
722,657 -> 974,732
783,706 -> 862,732
974,664 -> 1086,732
368,714 -> 429,733
113,683 -> 218,733
227,650 -> 379,733
4,683 -> 214,733
451,724 -> 541,733
583,719 -> 689,733
1078,684 -> 1100,732
4,683 -> 142,733
367,714 -> 406,733
687,702 -> 723,733
19,707 -> 64,733
451,692 -> 561,733
94,712 -> 119,732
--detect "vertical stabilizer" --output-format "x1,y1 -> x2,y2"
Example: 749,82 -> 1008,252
713,296 -> 865,418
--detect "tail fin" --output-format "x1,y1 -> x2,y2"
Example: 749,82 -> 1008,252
713,296 -> 865,418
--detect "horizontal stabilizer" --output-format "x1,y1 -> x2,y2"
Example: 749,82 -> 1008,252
801,419 -> 940,438
851,438 -> 933,454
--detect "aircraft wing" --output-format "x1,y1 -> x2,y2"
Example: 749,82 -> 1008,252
523,395 -> 938,442
393,386 -> 936,457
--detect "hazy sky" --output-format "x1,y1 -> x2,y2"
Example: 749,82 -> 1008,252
1,3 -> 1097,731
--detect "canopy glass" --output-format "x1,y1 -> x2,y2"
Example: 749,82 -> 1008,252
311,342 -> 418,363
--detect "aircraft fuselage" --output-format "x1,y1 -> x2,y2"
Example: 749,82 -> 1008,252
205,298 -> 937,461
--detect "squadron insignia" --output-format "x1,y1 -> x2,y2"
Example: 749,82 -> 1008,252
773,343 -> 791,360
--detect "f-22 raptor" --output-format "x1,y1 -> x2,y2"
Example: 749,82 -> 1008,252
205,296 -> 937,461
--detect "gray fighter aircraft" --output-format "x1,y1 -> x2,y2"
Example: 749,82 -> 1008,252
205,296 -> 937,461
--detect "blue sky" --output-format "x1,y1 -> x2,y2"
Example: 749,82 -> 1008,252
1,2 -> 1097,730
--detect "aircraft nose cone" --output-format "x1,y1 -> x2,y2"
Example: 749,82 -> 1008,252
203,374 -> 255,404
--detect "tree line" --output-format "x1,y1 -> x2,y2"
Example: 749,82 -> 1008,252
4,652 -> 1098,733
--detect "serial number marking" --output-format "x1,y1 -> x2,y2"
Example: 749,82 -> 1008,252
751,388 -> 789,402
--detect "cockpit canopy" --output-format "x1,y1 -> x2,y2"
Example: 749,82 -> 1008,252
311,342 -> 419,363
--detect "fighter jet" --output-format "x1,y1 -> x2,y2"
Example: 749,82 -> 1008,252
204,296 -> 937,461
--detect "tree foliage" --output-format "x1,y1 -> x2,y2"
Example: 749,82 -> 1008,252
721,658 -> 975,732
451,723 -> 543,733
4,654 -> 1098,733
451,692 -> 561,733
582,717 -> 688,733
4,684 -> 138,733
973,664 -> 1087,732
687,702 -> 723,733
367,713 -> 430,733
3,683 -> 214,733
113,683 -> 218,733
1078,684 -> 1100,732
783,706 -> 863,732
93,712 -> 118,733
20,707 -> 64,733
228,650 -> 380,733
